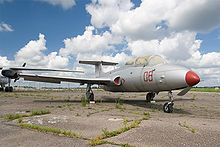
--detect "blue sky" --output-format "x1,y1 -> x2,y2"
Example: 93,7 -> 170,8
0,0 -> 91,59
0,0 -> 220,86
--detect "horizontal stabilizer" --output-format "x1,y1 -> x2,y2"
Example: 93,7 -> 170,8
79,60 -> 118,66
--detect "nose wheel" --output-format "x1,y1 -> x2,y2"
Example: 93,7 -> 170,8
163,91 -> 174,113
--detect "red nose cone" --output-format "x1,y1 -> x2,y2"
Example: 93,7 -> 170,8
185,71 -> 200,86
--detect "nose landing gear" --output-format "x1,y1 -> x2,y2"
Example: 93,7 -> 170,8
163,91 -> 174,113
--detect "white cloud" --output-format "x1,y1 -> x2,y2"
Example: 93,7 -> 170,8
0,56 -> 11,66
127,31 -> 200,61
86,0 -> 134,28
167,0 -> 220,33
0,23 -> 14,32
36,0 -> 75,10
13,33 -> 69,69
60,26 -> 122,57
87,0 -> 220,41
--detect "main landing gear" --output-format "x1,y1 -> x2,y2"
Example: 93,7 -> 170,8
146,92 -> 155,102
86,84 -> 94,102
5,78 -> 13,92
5,86 -> 13,92
163,91 -> 174,113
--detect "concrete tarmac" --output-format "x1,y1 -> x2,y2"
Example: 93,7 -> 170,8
0,88 -> 219,147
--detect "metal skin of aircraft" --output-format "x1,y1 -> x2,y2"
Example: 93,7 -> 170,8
0,63 -> 83,92
17,55 -> 200,113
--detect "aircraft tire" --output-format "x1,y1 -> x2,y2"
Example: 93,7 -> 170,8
5,87 -> 9,92
89,93 -> 94,101
0,87 -> 4,91
146,92 -> 155,103
163,102 -> 174,113
9,86 -> 13,92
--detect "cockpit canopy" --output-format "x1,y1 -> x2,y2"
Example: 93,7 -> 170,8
125,55 -> 167,66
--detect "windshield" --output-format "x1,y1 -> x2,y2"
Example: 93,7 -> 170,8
125,55 -> 167,66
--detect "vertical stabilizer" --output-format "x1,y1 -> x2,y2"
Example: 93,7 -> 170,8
79,61 -> 118,78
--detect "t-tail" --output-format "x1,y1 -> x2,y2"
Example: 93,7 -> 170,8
79,61 -> 118,78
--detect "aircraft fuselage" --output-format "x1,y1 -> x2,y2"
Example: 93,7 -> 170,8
101,64 -> 193,93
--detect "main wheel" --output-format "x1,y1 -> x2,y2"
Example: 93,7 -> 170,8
163,102 -> 174,113
146,92 -> 155,103
5,87 -> 9,92
9,86 -> 13,92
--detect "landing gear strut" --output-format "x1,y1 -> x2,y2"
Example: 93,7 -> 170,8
163,91 -> 174,113
86,84 -> 94,101
146,92 -> 155,103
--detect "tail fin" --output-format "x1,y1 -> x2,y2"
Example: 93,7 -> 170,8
79,61 -> 118,77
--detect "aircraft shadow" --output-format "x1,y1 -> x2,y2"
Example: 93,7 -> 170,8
101,96 -> 192,115
34,96 -> 192,115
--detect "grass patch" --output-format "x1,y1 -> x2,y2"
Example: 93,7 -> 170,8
190,88 -> 220,93
89,117 -> 148,146
31,110 -> 50,116
179,121 -> 196,134
19,122 -> 82,138
81,96 -> 88,107
115,98 -> 126,111
4,109 -> 50,120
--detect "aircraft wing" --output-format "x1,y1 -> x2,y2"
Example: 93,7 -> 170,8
19,73 -> 111,85
9,67 -> 84,73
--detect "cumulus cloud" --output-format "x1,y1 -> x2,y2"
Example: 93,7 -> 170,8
167,0 -> 220,33
60,26 -> 122,57
0,56 -> 11,66
0,23 -> 14,32
13,33 -> 69,69
87,0 -> 220,41
86,0 -> 134,28
36,0 -> 76,10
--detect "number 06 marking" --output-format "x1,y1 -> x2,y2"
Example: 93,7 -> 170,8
144,70 -> 154,82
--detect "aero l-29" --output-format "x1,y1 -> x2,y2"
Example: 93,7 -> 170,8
17,55 -> 200,113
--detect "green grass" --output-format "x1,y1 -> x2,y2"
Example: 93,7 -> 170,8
179,121 -> 196,134
89,117 -> 148,146
31,110 -> 50,116
4,109 -> 51,120
190,88 -> 220,93
81,96 -> 88,107
19,122 -> 82,138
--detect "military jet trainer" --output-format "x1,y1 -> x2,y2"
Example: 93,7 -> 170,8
17,55 -> 200,113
